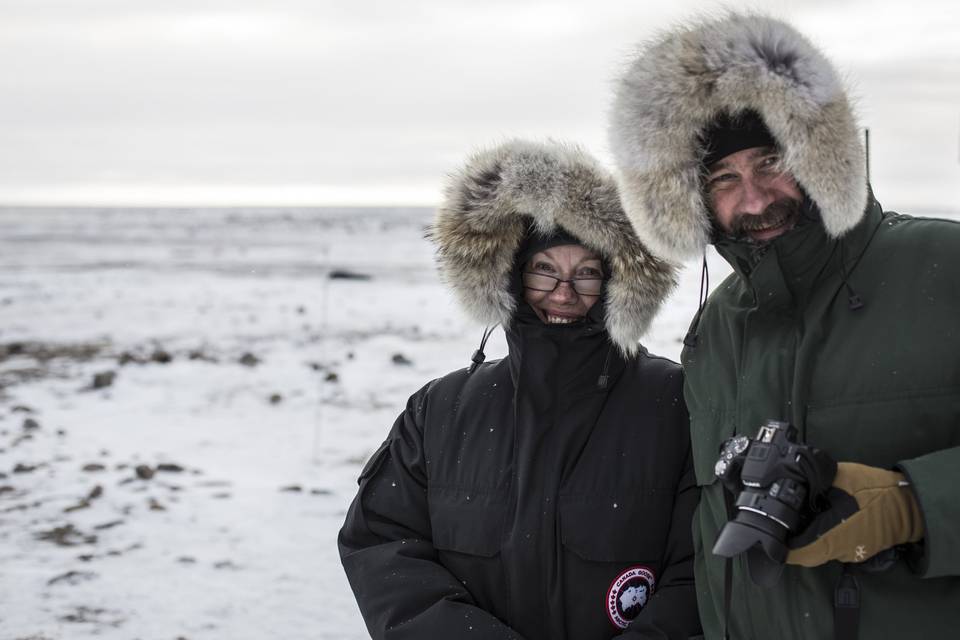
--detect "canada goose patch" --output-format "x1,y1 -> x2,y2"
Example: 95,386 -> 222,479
606,565 -> 656,629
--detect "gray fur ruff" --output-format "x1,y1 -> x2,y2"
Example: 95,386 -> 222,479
429,139 -> 677,356
608,13 -> 868,262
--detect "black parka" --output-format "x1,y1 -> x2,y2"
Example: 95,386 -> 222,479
338,140 -> 700,639
339,309 -> 698,639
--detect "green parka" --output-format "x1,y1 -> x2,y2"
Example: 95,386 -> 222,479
682,200 -> 960,638
605,13 -> 960,639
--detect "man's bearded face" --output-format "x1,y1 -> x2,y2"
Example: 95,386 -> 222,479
706,145 -> 805,243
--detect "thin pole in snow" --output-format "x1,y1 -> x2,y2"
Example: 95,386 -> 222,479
864,128 -> 871,184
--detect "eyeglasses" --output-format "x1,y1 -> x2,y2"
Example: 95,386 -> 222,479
522,271 -> 604,296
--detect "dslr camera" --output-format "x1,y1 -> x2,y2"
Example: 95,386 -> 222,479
712,420 -> 835,586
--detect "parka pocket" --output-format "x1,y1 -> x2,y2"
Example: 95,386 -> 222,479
559,492 -> 673,563
428,487 -> 507,616
689,410 -> 736,487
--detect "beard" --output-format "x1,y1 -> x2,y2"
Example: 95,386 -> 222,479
728,197 -> 804,243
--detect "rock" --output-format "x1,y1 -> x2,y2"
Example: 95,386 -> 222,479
238,352 -> 260,367
13,463 -> 38,474
213,560 -> 240,570
0,485 -> 15,495
87,485 -> 104,500
268,393 -> 283,405
47,570 -> 97,586
188,349 -> 217,362
279,484 -> 303,493
11,405 -> 34,413
22,418 -> 40,431
346,351 -> 355,360
177,555 -> 197,564
328,269 -> 372,281
92,519 -> 124,530
34,524 -> 97,546
91,370 -> 116,389
10,433 -> 33,446
63,500 -> 91,513
310,488 -> 333,496
117,351 -> 143,366
82,463 -> 106,472
134,464 -> 155,480
156,463 -> 184,473
147,497 -> 166,511
324,371 -> 339,382
2,342 -> 25,357
150,349 -> 173,364
391,353 -> 413,366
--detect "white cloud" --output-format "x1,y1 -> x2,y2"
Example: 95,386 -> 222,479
0,0 -> 957,208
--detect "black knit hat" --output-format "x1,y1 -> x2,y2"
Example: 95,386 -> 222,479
701,110 -> 778,168
516,226 -> 584,268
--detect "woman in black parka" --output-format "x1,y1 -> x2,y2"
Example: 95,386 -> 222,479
339,140 -> 701,640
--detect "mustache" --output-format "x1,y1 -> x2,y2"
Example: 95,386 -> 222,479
730,198 -> 803,240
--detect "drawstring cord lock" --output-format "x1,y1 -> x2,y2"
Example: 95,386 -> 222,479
596,344 -> 614,390
847,291 -> 864,311
468,325 -> 498,374
839,240 -> 865,311
468,349 -> 486,373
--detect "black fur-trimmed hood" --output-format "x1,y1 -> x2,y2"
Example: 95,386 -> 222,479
429,139 -> 677,355
608,13 -> 868,262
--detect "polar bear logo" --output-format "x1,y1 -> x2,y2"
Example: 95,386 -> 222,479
619,584 -> 648,613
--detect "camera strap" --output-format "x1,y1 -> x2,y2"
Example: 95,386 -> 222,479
834,563 -> 860,639
722,556 -> 732,640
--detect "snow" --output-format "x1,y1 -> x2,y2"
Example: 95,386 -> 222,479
0,204 -> 786,639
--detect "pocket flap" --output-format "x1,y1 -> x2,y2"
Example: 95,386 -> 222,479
428,488 -> 505,558
559,493 -> 672,563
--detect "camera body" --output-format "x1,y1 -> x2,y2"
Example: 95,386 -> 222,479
712,420 -> 826,586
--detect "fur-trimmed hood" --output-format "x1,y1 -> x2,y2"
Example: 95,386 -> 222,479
430,139 -> 677,355
608,13 -> 868,262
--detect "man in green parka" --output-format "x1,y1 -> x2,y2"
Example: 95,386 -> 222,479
607,12 -> 960,640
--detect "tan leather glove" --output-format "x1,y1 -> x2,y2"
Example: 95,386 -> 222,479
786,462 -> 924,567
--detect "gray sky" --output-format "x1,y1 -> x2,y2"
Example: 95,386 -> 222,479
1,0 -> 958,210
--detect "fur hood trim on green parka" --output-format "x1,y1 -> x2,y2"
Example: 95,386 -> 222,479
608,13 -> 868,262
429,139 -> 677,356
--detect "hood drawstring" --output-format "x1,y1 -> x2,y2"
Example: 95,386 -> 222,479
468,325 -> 498,373
596,344 -> 614,390
839,240 -> 864,311
683,253 -> 710,348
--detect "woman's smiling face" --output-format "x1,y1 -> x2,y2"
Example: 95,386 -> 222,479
522,244 -> 604,324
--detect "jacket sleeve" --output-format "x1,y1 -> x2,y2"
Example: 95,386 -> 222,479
617,372 -> 703,640
338,382 -> 525,640
897,445 -> 960,578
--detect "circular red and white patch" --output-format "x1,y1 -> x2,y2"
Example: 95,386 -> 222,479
606,565 -> 656,629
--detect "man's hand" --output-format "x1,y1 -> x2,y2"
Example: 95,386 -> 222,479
786,462 -> 924,567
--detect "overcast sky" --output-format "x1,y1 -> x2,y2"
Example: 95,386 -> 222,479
1,0 -> 958,210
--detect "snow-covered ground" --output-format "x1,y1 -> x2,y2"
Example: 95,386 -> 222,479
4,204 -> 950,639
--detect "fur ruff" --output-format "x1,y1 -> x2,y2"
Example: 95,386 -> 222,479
608,13 -> 868,262
430,140 -> 677,355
